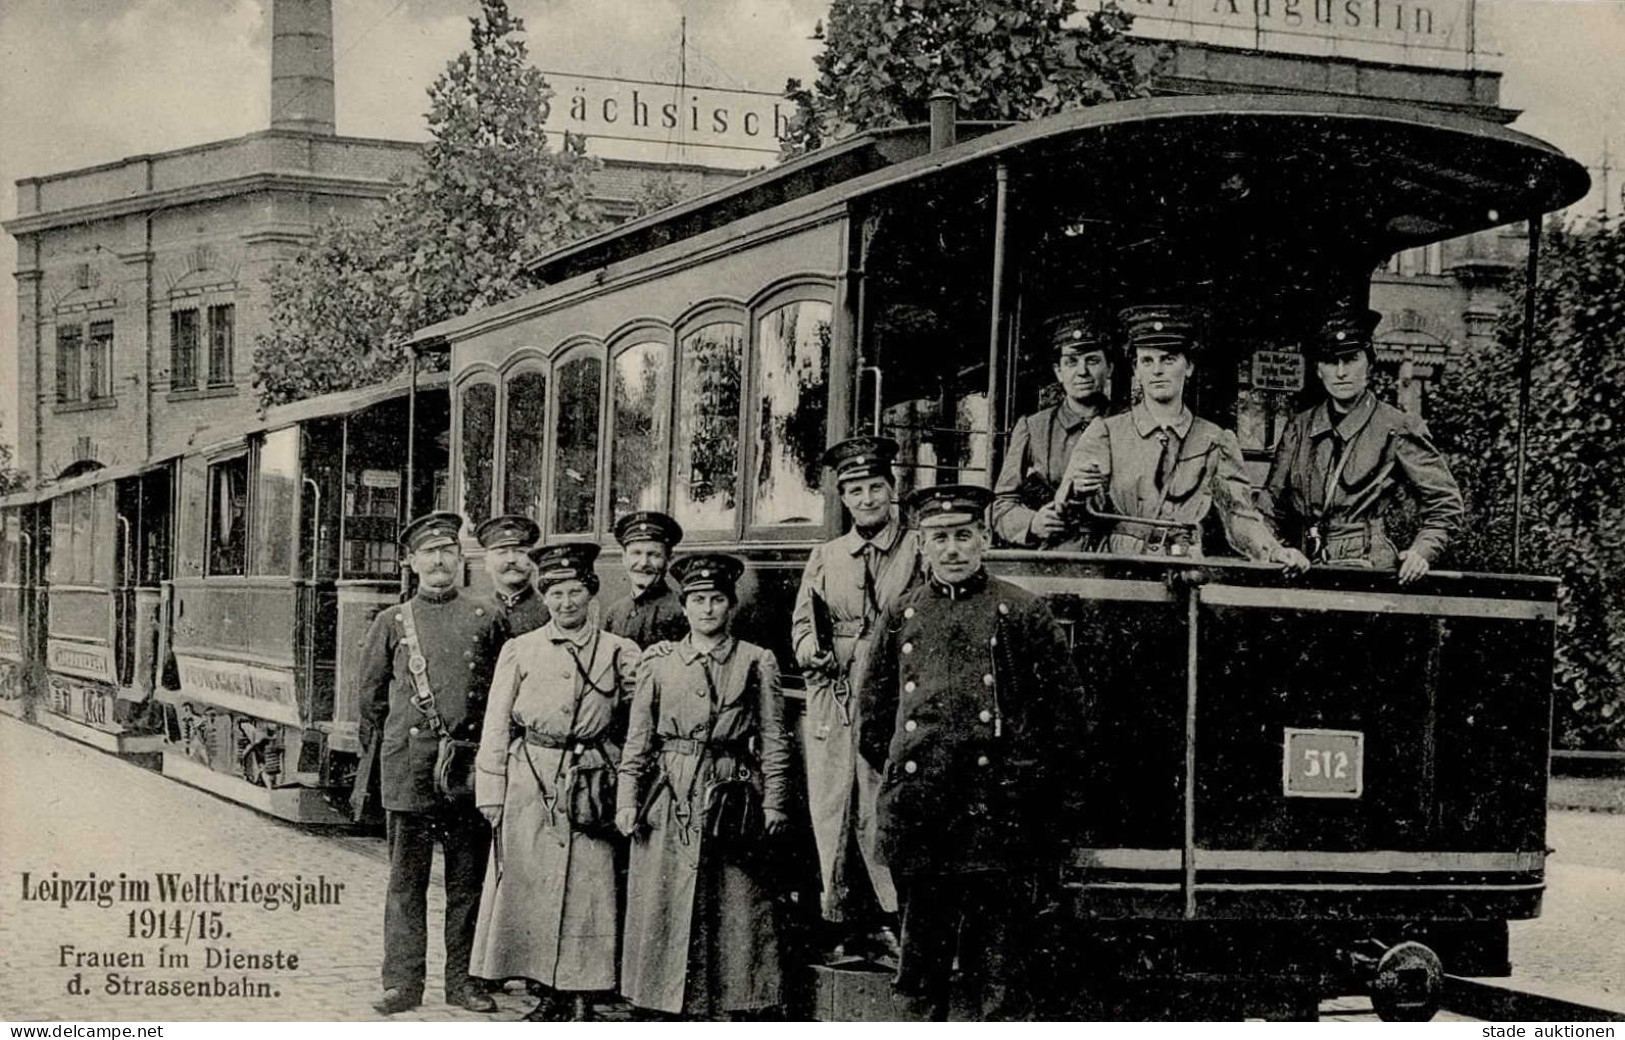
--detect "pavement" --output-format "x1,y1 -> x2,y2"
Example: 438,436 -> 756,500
2,712 -> 1620,1022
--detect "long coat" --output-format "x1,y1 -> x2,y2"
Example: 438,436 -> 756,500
789,513 -> 919,919
1258,391 -> 1464,568
1059,403 -> 1283,561
358,586 -> 511,813
857,569 -> 1087,878
469,622 -> 640,991
616,636 -> 791,1016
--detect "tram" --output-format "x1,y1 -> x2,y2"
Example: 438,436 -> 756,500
0,92 -> 1588,1018
406,94 -> 1586,1018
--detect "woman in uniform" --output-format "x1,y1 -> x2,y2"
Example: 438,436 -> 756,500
1259,306 -> 1465,584
469,542 -> 641,1021
615,553 -> 792,1020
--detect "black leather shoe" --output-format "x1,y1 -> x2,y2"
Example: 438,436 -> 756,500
448,987 -> 499,1013
372,988 -> 421,1015
523,994 -> 567,1021
570,995 -> 595,1022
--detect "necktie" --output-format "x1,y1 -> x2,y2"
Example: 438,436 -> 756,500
1154,431 -> 1175,491
861,544 -> 881,628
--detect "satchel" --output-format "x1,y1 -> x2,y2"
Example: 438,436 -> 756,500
399,602 -> 478,802
697,659 -> 767,855
434,736 -> 480,801
566,758 -> 617,836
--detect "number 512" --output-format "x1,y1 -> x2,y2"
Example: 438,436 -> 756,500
1303,748 -> 1350,779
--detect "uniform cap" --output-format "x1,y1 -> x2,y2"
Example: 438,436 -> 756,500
613,510 -> 684,549
1047,313 -> 1107,356
528,541 -> 600,590
670,553 -> 745,597
1311,307 -> 1382,359
820,435 -> 901,485
905,483 -> 993,529
473,514 -> 540,551
1120,304 -> 1208,356
400,511 -> 464,553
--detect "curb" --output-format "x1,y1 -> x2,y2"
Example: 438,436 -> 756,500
1445,976 -> 1625,1022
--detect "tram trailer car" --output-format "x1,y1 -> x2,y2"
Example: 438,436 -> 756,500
408,94 -> 1586,1019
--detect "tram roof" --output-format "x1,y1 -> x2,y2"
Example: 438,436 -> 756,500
524,92 -> 1587,285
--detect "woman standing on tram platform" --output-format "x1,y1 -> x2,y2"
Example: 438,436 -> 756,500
469,542 -> 640,1021
1258,305 -> 1465,585
615,553 -> 792,1020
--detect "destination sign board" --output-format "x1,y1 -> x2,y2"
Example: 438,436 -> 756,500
174,654 -> 302,728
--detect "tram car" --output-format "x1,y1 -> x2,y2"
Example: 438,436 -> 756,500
404,94 -> 1585,1019
0,92 -> 1588,1019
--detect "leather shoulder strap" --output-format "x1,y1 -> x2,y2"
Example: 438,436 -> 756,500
399,601 -> 449,737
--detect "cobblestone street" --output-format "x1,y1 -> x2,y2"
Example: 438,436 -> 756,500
0,715 -> 539,1022
3,713 -> 1618,1022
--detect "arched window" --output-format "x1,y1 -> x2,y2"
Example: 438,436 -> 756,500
673,319 -> 744,534
608,339 -> 672,521
458,379 -> 497,528
551,353 -> 603,535
503,367 -> 547,518
750,297 -> 832,528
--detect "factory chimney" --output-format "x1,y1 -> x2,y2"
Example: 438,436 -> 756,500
270,0 -> 336,134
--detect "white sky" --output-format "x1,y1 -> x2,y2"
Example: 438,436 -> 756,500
1,0 -> 1622,451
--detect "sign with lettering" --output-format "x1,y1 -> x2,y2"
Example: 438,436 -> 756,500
48,639 -> 113,682
1092,0 -> 1474,69
1252,350 -> 1307,392
543,72 -> 790,167
175,654 -> 301,728
0,629 -> 21,661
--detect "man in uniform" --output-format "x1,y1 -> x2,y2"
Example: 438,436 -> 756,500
790,435 -> 920,963
1055,304 -> 1309,572
474,514 -> 549,635
602,510 -> 688,648
858,485 -> 1087,1021
359,512 -> 511,1015
991,314 -> 1114,549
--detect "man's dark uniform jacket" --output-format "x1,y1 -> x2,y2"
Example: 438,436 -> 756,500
490,584 -> 551,637
857,568 -> 1087,876
359,586 -> 511,812
603,578 -> 689,649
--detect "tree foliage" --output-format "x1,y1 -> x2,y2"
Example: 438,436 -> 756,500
0,430 -> 29,495
1430,214 -> 1625,750
781,0 -> 1155,157
253,0 -> 605,406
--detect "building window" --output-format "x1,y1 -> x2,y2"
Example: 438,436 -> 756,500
673,320 -> 744,533
55,325 -> 83,403
207,454 -> 250,577
208,304 -> 234,386
502,368 -> 547,518
609,340 -> 671,521
751,299 -> 831,527
458,380 -> 497,528
171,309 -> 199,390
551,353 -> 602,535
87,321 -> 113,400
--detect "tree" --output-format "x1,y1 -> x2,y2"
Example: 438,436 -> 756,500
253,0 -> 606,406
1429,214 -> 1625,751
0,433 -> 28,495
632,171 -> 693,218
781,0 -> 1154,157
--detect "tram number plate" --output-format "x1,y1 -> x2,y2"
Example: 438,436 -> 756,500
1283,728 -> 1364,799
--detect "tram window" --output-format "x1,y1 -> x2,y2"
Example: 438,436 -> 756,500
673,321 -> 744,533
609,341 -> 671,520
73,488 -> 94,585
91,486 -> 114,587
0,513 -> 16,583
551,354 -> 603,535
252,427 -> 299,577
459,381 -> 497,528
751,299 -> 831,527
207,455 -> 249,577
49,497 -> 70,584
503,368 -> 547,519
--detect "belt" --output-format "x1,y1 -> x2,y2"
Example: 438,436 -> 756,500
1108,518 -> 1200,556
657,735 -> 752,757
524,729 -> 599,754
829,620 -> 864,637
1308,517 -> 1385,561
